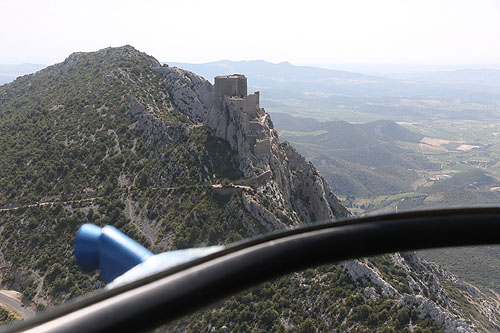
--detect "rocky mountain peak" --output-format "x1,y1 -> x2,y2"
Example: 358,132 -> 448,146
64,45 -> 160,68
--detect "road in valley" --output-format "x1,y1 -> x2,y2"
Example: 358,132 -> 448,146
0,291 -> 34,319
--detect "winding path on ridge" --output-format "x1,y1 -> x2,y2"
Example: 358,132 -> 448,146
0,183 -> 253,213
0,197 -> 102,212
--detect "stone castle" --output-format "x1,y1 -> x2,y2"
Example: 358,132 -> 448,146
214,74 -> 271,156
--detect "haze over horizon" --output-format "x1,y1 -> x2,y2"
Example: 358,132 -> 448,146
1,0 -> 500,68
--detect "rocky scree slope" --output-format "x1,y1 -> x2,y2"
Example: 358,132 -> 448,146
0,46 -> 497,331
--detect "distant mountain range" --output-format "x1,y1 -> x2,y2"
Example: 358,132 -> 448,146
167,59 -> 414,98
167,59 -> 500,99
0,63 -> 46,85
396,68 -> 500,88
167,59 -> 377,84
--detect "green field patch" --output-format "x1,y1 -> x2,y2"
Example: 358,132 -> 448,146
266,104 -> 413,123
451,164 -> 476,172
354,192 -> 425,212
279,129 -> 328,137
442,142 -> 462,150
385,192 -> 421,201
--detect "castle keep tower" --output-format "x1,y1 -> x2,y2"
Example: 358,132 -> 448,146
214,74 -> 270,156
215,74 -> 247,102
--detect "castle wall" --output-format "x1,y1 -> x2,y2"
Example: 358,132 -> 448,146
237,77 -> 247,97
254,138 -> 271,155
243,93 -> 259,117
234,170 -> 272,187
249,121 -> 263,133
240,112 -> 250,133
247,134 -> 257,148
225,97 -> 245,112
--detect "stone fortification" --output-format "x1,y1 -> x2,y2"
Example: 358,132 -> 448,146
210,74 -> 271,161
214,74 -> 247,105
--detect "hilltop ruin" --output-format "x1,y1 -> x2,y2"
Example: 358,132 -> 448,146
213,74 -> 271,156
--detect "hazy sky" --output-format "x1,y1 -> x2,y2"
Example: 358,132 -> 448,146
1,0 -> 500,66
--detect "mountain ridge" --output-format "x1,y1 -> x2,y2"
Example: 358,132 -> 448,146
0,44 -> 349,298
167,59 -> 379,82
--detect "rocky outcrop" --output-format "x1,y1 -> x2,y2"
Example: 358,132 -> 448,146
241,192 -> 287,231
128,95 -> 188,146
340,252 -> 500,333
399,295 -> 474,333
273,142 -> 348,223
341,260 -> 399,297
153,66 -> 213,122
63,45 -> 160,73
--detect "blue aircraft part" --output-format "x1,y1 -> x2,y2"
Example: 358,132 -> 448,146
74,224 -> 153,283
106,245 -> 225,289
74,223 -> 101,272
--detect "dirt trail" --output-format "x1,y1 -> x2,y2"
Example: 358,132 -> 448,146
0,183 -> 253,213
0,197 -> 101,212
